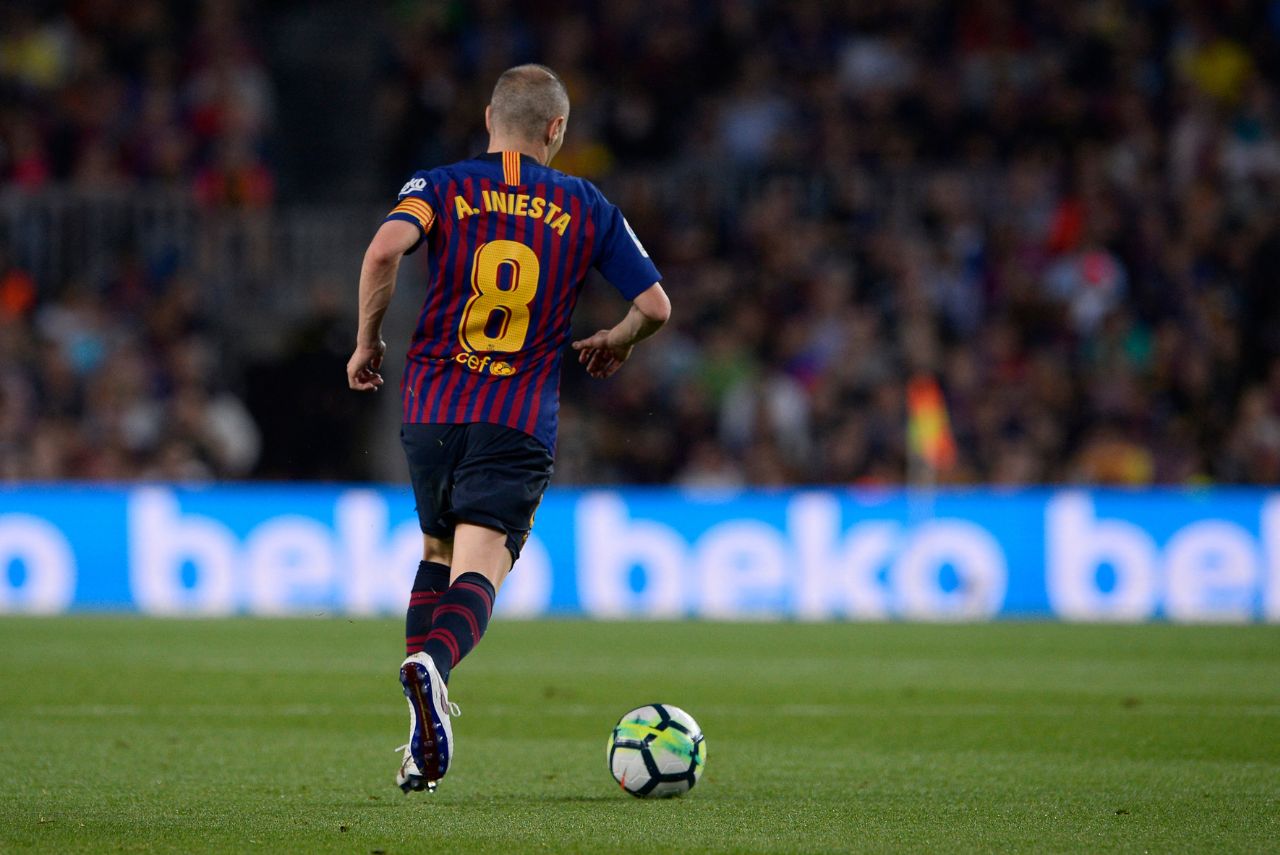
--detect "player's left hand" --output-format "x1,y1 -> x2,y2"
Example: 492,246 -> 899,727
572,331 -> 632,379
347,339 -> 387,391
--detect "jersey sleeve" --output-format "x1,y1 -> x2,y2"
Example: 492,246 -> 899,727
383,171 -> 440,254
592,196 -> 662,300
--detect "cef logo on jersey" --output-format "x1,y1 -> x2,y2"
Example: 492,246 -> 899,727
454,352 -> 517,376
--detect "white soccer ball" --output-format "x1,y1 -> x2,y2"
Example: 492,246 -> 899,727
607,703 -> 706,798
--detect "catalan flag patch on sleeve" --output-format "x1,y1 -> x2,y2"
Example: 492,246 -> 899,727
388,196 -> 436,234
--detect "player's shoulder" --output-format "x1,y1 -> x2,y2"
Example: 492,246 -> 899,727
398,159 -> 610,209
396,168 -> 445,199
534,164 -> 610,208
551,167 -> 602,197
401,155 -> 500,185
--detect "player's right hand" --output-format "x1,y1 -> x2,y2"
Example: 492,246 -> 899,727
347,339 -> 387,391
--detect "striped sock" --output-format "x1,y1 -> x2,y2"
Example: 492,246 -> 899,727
423,572 -> 496,683
405,561 -> 450,656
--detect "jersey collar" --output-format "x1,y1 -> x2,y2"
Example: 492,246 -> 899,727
479,151 -> 539,185
476,151 -> 540,164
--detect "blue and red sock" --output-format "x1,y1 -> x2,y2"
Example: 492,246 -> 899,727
405,561 -> 450,656
423,572 -> 496,683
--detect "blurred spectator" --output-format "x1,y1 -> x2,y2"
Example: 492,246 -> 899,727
245,284 -> 376,480
0,241 -> 261,481
0,0 -> 273,200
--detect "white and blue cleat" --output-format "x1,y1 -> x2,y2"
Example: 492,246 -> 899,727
395,743 -> 437,794
396,652 -> 457,792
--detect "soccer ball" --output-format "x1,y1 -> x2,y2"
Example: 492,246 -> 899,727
607,703 -> 706,797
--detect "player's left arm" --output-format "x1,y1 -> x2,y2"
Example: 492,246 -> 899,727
347,219 -> 419,392
571,194 -> 669,379
572,283 -> 670,379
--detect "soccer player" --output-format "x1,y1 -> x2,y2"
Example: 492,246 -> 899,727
346,64 -> 671,793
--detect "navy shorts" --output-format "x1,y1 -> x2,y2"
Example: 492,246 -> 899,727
400,422 -> 554,562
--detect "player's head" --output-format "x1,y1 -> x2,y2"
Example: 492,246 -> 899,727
486,64 -> 570,163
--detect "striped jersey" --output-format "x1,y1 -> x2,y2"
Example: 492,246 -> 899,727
384,151 -> 661,452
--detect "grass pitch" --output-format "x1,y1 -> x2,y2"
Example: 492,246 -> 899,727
0,618 -> 1276,853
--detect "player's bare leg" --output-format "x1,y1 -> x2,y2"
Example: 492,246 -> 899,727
399,524 -> 510,790
422,534 -> 453,565
445,522 -> 513,588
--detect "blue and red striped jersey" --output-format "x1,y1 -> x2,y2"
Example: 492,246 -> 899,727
383,151 -> 661,452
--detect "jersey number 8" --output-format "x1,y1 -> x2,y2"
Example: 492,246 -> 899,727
459,239 -> 540,353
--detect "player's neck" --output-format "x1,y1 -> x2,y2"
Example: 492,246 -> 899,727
487,137 -> 548,166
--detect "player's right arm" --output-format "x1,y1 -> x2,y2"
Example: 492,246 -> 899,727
347,219 -> 419,391
348,172 -> 440,392
571,282 -> 671,379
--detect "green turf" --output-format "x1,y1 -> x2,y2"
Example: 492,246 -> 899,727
0,618 -> 1276,853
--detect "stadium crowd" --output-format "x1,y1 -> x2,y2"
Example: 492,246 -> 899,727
4,0 -> 1280,486
0,0 -> 274,481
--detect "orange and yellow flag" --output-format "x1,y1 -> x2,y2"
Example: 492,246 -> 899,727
906,375 -> 957,471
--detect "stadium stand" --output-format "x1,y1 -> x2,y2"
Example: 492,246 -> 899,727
3,1 -> 1280,486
